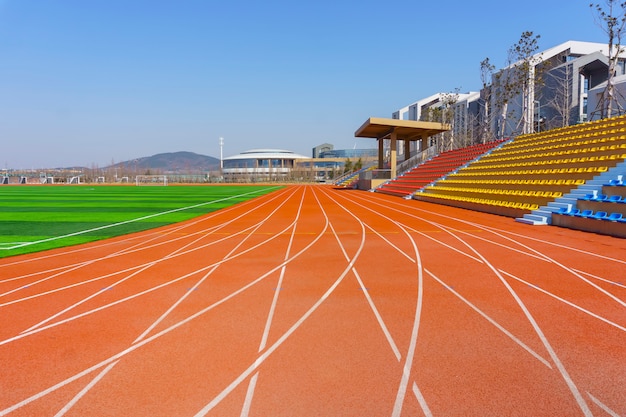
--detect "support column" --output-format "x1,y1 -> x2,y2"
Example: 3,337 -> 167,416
404,138 -> 411,160
390,130 -> 397,179
378,138 -> 384,170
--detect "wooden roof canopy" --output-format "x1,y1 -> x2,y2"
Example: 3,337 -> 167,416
355,117 -> 450,140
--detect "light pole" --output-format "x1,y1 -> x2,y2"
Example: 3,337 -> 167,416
219,137 -> 224,170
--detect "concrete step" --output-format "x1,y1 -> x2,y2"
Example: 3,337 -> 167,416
516,213 -> 549,225
547,202 -> 572,211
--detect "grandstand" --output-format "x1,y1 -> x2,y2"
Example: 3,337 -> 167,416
407,114 -> 626,237
375,140 -> 506,197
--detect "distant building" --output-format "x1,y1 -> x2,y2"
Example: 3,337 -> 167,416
222,149 -> 308,182
318,148 -> 377,159
312,143 -> 333,158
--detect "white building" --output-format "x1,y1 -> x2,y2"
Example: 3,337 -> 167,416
393,40 -> 626,146
222,149 -> 309,182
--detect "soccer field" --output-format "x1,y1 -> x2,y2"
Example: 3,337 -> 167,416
0,185 -> 281,258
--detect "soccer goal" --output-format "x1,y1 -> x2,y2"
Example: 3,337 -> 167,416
135,174 -> 168,186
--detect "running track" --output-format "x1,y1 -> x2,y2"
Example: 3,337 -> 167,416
0,185 -> 624,416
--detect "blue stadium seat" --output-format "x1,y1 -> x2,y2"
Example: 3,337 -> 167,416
608,195 -> 622,202
574,209 -> 593,217
565,208 -> 580,216
607,212 -> 623,221
593,211 -> 608,220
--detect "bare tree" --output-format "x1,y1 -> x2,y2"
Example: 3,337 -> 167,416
492,32 -> 543,137
479,57 -> 496,143
421,89 -> 460,152
590,0 -> 626,118
543,63 -> 574,128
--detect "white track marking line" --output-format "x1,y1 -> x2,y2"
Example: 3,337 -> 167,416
359,192 -> 626,266
1,188 -> 279,251
354,192 -> 625,310
352,267 -> 402,361
337,193 -> 556,367
500,269 -> 626,332
573,268 -> 626,289
362,223 -> 415,262
412,382 -> 433,417
339,192 -> 594,415
241,188 -> 309,416
258,189 -> 306,352
194,187 -> 364,416
52,361 -> 119,417
478,224 -> 626,265
426,268 -> 553,368
450,226 -> 549,262
428,225 -> 593,415
324,189 -> 427,417
54,189 -> 302,417
587,392 -> 622,417
0,190 -> 329,415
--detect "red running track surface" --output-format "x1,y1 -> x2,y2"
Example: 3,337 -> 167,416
0,185 -> 624,416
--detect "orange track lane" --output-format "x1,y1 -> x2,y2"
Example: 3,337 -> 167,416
0,185 -> 624,416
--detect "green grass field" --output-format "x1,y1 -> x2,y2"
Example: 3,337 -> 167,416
0,184 -> 282,258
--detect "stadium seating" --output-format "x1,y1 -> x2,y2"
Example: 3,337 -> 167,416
411,114 -> 626,236
375,140 -> 506,197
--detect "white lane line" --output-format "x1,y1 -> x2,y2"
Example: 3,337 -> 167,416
412,382 -> 433,417
328,190 -> 430,416
410,227 -> 484,263
193,188 -> 365,416
434,225 -> 593,416
391,224 -> 423,417
500,269 -> 626,332
240,373 -> 259,417
1,187 -> 279,251
573,268 -> 626,289
54,189 -> 301,417
352,267 -> 402,361
426,268 -> 553,368
478,225 -> 626,266
587,392 -> 622,417
0,190 -> 327,415
450,226 -> 549,262
356,191 -> 626,266
340,192 -> 593,415
241,187 -> 309,416
363,223 -> 415,262
53,361 -> 119,417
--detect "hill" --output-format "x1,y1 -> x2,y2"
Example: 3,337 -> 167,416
109,151 -> 220,173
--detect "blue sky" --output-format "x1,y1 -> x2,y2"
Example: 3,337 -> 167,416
0,0 -> 608,168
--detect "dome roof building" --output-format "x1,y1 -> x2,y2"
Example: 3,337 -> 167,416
222,149 -> 309,182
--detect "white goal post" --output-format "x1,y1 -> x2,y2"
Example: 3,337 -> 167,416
135,174 -> 168,186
